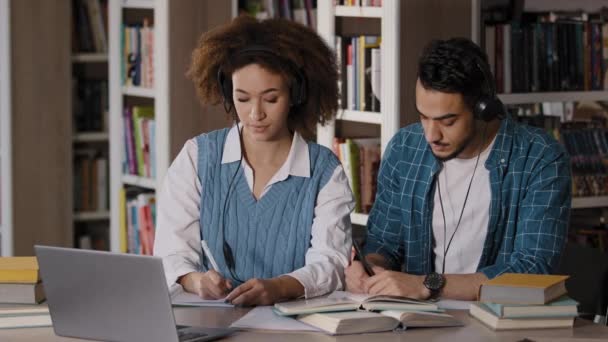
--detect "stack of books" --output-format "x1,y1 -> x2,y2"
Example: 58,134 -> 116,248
470,273 -> 578,330
0,257 -> 45,304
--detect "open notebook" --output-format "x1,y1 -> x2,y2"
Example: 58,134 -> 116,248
297,310 -> 463,335
274,291 -> 439,316
169,284 -> 233,307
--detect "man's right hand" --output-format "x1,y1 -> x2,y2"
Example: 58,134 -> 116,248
345,260 -> 371,293
178,271 -> 232,299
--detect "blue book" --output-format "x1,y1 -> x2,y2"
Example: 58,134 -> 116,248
482,296 -> 578,318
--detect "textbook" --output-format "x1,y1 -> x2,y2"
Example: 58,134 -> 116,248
0,257 -> 40,283
297,310 -> 463,335
469,303 -> 574,331
479,273 -> 569,305
274,292 -> 439,316
482,296 -> 578,318
0,282 -> 45,304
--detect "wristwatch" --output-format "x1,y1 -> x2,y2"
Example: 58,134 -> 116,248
423,272 -> 446,300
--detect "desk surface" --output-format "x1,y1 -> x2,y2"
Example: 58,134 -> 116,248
1,307 -> 607,342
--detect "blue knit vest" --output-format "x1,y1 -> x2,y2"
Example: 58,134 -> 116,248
196,128 -> 339,285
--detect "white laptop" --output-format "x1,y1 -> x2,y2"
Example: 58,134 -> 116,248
35,245 -> 235,342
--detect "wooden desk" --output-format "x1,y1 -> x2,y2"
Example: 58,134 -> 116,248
1,307 -> 607,341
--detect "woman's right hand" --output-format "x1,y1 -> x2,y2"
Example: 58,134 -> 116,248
178,270 -> 232,299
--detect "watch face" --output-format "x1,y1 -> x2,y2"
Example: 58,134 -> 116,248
424,273 -> 446,291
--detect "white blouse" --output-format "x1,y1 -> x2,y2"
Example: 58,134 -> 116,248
153,126 -> 355,298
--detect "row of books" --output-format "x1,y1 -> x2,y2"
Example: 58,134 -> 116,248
509,102 -> 608,198
123,105 -> 156,179
483,11 -> 608,93
335,35 -> 381,112
121,190 -> 156,255
73,150 -> 108,212
72,0 -> 107,53
332,138 -> 380,214
472,273 -> 576,330
335,0 -> 382,6
72,78 -> 108,133
241,0 -> 317,29
121,20 -> 155,88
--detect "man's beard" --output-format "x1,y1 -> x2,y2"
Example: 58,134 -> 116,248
431,130 -> 476,162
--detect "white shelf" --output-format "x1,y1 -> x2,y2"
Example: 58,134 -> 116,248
351,213 -> 369,226
74,211 -> 110,221
572,196 -> 608,209
71,53 -> 108,63
335,5 -> 382,18
122,86 -> 155,98
499,91 -> 608,105
73,132 -> 109,143
121,174 -> 156,190
337,109 -> 382,125
121,0 -> 154,10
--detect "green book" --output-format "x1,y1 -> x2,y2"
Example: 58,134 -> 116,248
131,106 -> 154,177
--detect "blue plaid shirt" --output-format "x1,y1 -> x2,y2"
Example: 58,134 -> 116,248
364,116 -> 572,279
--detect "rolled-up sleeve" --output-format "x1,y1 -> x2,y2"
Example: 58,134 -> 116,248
479,150 -> 571,279
286,164 -> 355,298
153,139 -> 203,286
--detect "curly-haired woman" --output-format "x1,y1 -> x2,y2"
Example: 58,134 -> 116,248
153,16 -> 354,306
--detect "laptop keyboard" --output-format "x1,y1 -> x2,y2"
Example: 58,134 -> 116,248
178,329 -> 208,342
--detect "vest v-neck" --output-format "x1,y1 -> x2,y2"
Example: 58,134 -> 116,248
235,167 -> 289,212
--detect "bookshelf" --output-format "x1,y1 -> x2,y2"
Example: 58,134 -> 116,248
71,0 -> 111,250
108,0 -> 234,253
0,0 -> 73,256
473,0 -> 608,212
316,0 -> 400,226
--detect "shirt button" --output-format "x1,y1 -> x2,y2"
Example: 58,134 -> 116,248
500,158 -> 505,164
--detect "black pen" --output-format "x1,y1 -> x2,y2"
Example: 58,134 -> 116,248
352,239 -> 375,277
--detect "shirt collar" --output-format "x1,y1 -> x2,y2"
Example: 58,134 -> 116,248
221,124 -> 310,178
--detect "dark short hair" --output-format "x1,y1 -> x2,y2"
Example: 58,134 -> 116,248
417,38 -> 493,112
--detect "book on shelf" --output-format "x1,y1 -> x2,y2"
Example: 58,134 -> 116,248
74,149 -> 108,212
240,0 -> 317,29
72,0 -> 108,53
332,138 -> 380,214
125,190 -> 156,255
479,273 -> 569,305
469,303 -> 574,331
274,291 -> 439,316
481,295 -> 578,319
122,19 -> 155,88
336,0 -> 382,7
0,257 -> 40,284
297,309 -> 461,335
123,106 -> 155,178
0,282 -> 45,305
337,35 -> 381,112
482,9 -> 608,93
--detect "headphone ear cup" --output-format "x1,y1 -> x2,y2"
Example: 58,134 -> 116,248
290,71 -> 307,106
217,69 -> 233,104
474,96 -> 504,121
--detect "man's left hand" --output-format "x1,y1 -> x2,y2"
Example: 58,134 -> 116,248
364,268 -> 431,300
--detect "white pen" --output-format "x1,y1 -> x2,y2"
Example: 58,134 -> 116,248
200,240 -> 220,272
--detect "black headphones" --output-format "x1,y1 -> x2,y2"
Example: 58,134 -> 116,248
472,54 -> 505,122
217,45 -> 307,113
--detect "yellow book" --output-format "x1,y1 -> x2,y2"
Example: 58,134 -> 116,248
479,273 -> 569,305
0,257 -> 40,283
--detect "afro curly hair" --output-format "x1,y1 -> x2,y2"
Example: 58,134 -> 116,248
186,15 -> 339,138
